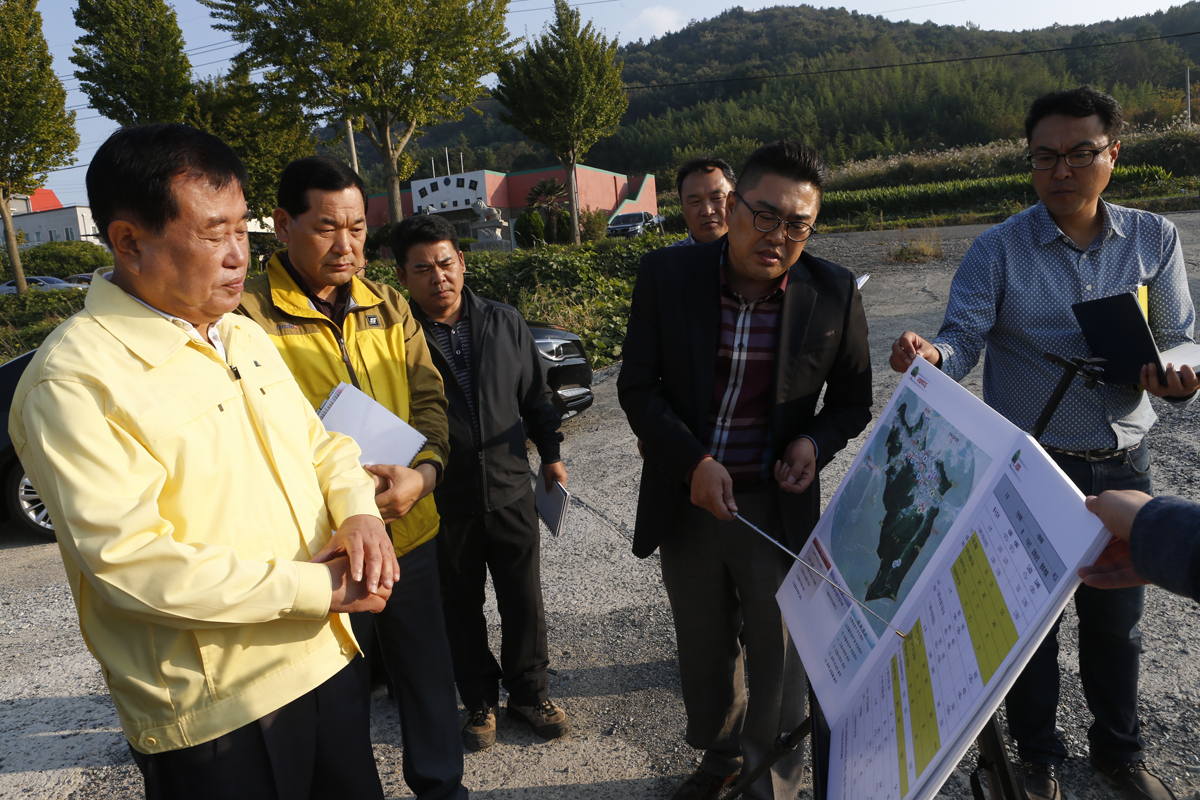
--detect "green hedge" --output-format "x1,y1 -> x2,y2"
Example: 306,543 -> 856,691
0,289 -> 88,362
463,236 -> 666,367
0,240 -> 113,282
821,165 -> 1171,220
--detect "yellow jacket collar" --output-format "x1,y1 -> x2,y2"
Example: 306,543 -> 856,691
85,269 -> 227,369
266,251 -> 383,319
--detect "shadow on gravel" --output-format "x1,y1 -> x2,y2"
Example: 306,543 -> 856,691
0,693 -> 124,775
549,660 -> 679,698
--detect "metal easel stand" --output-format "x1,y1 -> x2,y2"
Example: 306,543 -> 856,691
719,717 -> 813,800
969,353 -> 1106,800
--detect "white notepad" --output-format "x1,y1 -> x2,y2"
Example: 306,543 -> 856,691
317,382 -> 427,467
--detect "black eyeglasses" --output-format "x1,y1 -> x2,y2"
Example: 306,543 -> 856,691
732,192 -> 815,242
1027,141 -> 1116,171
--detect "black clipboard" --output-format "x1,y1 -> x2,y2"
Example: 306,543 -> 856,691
1071,292 -> 1200,385
534,477 -> 570,537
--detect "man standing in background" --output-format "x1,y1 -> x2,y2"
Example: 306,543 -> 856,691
239,156 -> 465,800
392,214 -> 570,752
671,156 -> 736,247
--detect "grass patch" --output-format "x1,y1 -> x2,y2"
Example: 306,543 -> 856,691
889,229 -> 944,263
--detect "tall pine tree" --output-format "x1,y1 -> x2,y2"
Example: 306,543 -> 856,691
493,0 -> 628,244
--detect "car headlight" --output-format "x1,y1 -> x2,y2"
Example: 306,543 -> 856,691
536,339 -> 566,361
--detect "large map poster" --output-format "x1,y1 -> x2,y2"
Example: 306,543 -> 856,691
830,386 -> 991,636
777,357 -> 1110,800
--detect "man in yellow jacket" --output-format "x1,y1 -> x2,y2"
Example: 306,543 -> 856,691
238,156 -> 463,800
9,126 -> 398,799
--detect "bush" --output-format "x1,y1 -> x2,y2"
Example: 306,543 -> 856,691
580,207 -> 609,242
0,290 -> 88,362
514,208 -> 544,248
463,234 -> 668,367
365,223 -> 393,261
1,240 -> 113,281
553,208 -> 573,244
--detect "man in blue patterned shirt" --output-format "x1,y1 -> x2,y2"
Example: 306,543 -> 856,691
892,87 -> 1195,800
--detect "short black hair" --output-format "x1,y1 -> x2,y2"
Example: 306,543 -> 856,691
390,214 -> 460,270
1024,86 -> 1124,143
276,156 -> 367,218
735,141 -> 829,199
87,124 -> 248,247
676,156 -> 736,196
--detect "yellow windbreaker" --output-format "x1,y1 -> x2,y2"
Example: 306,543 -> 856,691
8,273 -> 380,753
238,253 -> 449,557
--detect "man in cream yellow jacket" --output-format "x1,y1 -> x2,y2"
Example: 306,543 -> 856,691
238,156 -> 462,800
8,126 -> 397,800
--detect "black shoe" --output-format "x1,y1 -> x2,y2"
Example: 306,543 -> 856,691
462,706 -> 497,751
1018,763 -> 1062,800
1089,754 -> 1178,800
670,767 -> 738,800
507,699 -> 570,739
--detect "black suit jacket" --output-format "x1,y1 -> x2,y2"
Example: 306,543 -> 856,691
617,237 -> 873,558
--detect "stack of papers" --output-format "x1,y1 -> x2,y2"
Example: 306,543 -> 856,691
317,382 -> 427,467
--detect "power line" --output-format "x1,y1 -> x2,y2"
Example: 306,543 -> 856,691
509,0 -> 621,12
623,29 -> 1200,90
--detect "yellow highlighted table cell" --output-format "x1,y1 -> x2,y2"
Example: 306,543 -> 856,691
951,532 -> 1019,685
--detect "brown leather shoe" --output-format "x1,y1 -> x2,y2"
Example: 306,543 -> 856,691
670,767 -> 738,800
462,706 -> 498,751
1089,754 -> 1178,800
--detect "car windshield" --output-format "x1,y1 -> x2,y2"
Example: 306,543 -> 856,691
38,277 -> 68,284
612,213 -> 643,225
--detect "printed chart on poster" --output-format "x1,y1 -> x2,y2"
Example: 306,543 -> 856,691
777,357 -> 1110,800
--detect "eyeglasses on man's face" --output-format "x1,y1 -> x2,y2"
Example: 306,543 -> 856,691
1027,141 -> 1116,171
732,192 -> 816,242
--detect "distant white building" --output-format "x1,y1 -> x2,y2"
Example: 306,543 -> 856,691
9,205 -> 99,246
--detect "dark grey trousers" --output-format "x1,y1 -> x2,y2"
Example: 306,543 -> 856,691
658,485 -> 808,800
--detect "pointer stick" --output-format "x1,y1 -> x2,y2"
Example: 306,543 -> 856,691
733,512 -> 907,640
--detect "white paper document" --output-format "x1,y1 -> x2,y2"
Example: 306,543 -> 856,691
317,382 -> 428,467
777,357 -> 1109,800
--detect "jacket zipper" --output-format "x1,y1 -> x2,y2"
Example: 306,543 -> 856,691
335,331 -> 361,389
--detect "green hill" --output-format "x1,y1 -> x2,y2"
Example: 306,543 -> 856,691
332,2 -> 1200,186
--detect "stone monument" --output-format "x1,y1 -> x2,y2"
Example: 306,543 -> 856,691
469,198 -> 511,252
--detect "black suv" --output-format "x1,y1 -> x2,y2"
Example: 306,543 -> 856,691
0,351 -> 53,539
528,323 -> 594,419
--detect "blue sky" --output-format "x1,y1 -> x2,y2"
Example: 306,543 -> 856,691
37,0 -> 1189,205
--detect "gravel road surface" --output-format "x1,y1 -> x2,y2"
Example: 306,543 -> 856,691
2,214 -> 1199,800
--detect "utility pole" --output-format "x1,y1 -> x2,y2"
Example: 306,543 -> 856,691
460,152 -> 464,173
1188,66 -> 1192,127
445,147 -> 451,176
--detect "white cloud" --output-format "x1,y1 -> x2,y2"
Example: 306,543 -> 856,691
627,5 -> 685,41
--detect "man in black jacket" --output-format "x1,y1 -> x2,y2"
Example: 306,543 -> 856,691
391,215 -> 569,752
619,141 -> 872,800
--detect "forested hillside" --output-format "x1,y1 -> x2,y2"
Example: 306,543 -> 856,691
329,2 -> 1200,190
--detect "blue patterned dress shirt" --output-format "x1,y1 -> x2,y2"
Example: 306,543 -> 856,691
932,200 -> 1195,451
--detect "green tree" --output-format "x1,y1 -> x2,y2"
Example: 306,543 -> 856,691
205,0 -> 514,224
0,0 -> 78,295
493,0 -> 628,244
70,0 -> 193,126
185,66 -> 314,220
0,240 -> 113,280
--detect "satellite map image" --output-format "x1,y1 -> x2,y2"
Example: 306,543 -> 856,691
830,387 -> 991,635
